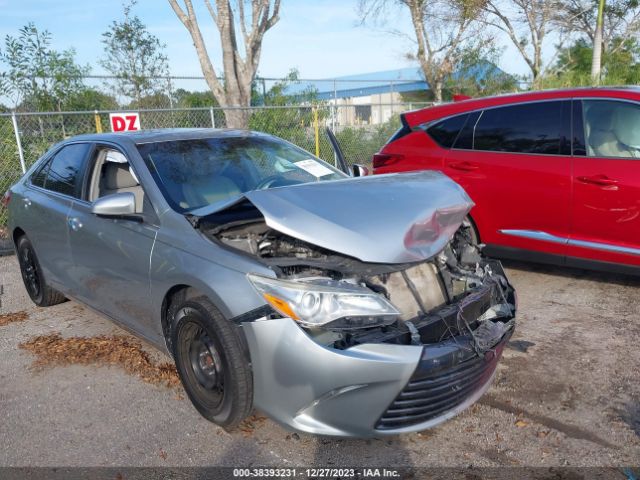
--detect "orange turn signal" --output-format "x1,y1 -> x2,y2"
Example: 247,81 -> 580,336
263,293 -> 299,320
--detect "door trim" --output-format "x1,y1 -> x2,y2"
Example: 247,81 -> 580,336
500,229 -> 568,245
500,229 -> 640,256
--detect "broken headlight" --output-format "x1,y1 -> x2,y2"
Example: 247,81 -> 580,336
248,274 -> 400,329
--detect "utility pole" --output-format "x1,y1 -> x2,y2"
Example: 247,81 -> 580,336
591,0 -> 606,84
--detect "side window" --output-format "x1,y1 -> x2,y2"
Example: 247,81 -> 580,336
473,102 -> 564,155
426,113 -> 469,148
583,99 -> 640,158
452,111 -> 482,150
89,148 -> 148,215
43,143 -> 91,197
30,159 -> 51,188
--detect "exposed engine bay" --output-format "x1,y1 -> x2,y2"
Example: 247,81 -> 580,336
191,200 -> 516,352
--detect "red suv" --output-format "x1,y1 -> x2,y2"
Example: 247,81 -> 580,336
373,88 -> 640,274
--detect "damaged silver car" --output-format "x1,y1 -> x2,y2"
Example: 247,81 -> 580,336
6,129 -> 516,437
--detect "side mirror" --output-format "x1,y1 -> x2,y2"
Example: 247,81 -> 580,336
352,164 -> 370,177
91,192 -> 136,217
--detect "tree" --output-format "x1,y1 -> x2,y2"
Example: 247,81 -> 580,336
445,44 -> 519,97
553,0 -> 640,82
591,0 -> 606,82
542,36 -> 640,85
358,0 -> 492,103
101,1 -> 170,105
482,0 -> 557,86
554,0 -> 640,46
167,0 -> 281,128
0,23 -> 89,111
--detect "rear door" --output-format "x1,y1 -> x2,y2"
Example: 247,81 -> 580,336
20,143 -> 92,292
570,99 -> 640,267
443,100 -> 572,258
66,144 -> 159,336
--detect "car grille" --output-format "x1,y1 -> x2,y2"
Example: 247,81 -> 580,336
375,343 -> 504,430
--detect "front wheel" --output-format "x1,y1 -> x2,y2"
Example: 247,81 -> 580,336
170,296 -> 253,429
16,235 -> 66,307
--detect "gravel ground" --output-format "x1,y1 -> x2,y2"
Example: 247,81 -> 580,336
0,254 -> 639,468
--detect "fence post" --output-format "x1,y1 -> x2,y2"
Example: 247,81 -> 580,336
209,107 -> 216,128
94,110 -> 103,133
11,112 -> 26,174
313,107 -> 320,158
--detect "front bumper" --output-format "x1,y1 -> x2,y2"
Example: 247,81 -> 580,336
242,315 -> 513,438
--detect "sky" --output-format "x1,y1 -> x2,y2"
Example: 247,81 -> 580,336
0,0 -> 537,86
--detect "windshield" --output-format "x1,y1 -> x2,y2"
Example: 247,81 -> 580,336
137,135 -> 346,212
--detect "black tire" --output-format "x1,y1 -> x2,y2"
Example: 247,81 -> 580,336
16,235 -> 66,307
170,295 -> 253,429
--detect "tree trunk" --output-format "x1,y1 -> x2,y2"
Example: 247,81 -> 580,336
223,108 -> 250,129
167,0 -> 280,131
591,0 -> 606,84
433,80 -> 443,103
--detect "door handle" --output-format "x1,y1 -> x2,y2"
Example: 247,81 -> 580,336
449,161 -> 479,172
23,198 -> 31,208
577,175 -> 619,187
68,217 -> 83,231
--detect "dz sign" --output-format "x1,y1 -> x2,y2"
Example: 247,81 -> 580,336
109,112 -> 141,132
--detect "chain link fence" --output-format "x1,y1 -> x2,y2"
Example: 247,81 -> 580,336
0,102 -> 432,230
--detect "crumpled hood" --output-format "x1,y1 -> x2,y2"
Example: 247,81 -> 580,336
240,171 -> 474,264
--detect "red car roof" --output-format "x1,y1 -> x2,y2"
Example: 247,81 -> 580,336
403,86 -> 640,127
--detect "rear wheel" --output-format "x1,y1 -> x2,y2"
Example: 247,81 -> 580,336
16,235 -> 66,307
170,296 -> 252,429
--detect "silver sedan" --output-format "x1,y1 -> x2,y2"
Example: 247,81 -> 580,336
4,129 -> 516,437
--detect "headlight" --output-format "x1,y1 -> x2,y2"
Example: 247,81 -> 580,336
247,274 -> 400,329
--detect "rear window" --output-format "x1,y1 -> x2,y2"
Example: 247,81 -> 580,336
473,102 -> 563,155
426,114 -> 469,148
36,143 -> 90,197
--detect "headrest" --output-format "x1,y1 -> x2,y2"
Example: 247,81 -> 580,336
586,104 -> 614,132
103,163 -> 139,189
613,104 -> 640,148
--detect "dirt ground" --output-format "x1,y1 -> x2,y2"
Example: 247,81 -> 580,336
0,253 -> 639,469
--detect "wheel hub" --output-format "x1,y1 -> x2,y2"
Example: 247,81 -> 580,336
189,330 -> 223,392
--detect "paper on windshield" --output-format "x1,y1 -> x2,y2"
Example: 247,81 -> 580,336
294,159 -> 334,177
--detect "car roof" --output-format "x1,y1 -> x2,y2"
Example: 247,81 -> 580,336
64,128 -> 272,146
403,86 -> 640,127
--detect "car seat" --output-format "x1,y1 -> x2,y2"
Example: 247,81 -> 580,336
100,162 -> 145,213
612,104 -> 640,157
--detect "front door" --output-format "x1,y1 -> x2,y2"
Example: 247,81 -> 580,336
570,99 -> 640,267
67,145 -> 158,335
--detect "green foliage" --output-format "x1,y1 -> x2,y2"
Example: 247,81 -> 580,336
100,0 -> 169,104
249,70 -> 323,147
0,23 -> 90,111
125,92 -> 173,109
64,88 -> 119,111
328,117 -> 401,167
173,88 -> 218,108
540,37 -> 640,87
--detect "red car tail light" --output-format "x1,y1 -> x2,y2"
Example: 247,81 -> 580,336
1,190 -> 11,208
372,153 -> 404,169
